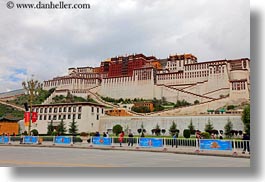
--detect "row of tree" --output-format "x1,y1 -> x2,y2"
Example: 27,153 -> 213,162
111,116 -> 246,139
47,118 -> 78,136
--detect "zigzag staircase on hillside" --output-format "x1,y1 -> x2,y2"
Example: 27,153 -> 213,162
0,99 -> 24,111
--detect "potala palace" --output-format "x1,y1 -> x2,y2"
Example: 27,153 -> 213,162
28,53 -> 250,134
43,53 -> 250,111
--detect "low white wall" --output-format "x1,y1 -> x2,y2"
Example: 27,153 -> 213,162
99,115 -> 244,136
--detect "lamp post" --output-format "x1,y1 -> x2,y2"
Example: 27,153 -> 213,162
22,78 -> 41,136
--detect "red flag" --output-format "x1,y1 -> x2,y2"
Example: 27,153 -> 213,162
24,112 -> 30,126
32,112 -> 38,123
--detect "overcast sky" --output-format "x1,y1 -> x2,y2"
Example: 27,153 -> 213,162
0,0 -> 249,92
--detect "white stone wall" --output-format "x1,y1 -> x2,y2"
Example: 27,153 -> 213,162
99,78 -> 155,99
99,115 -> 244,136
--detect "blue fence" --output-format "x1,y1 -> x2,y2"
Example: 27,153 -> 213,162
54,136 -> 72,144
0,136 -> 9,144
200,139 -> 232,151
92,137 -> 112,145
139,138 -> 163,148
24,136 -> 38,144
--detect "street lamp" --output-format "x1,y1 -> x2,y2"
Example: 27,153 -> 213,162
22,78 -> 41,136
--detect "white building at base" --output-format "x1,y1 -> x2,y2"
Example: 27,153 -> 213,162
31,102 -> 105,134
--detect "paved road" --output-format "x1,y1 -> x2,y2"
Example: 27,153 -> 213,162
0,146 -> 250,167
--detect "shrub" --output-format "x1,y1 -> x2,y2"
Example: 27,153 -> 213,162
89,132 -> 96,136
200,132 -> 210,139
194,100 -> 200,104
80,132 -> 88,137
227,105 -> 235,110
153,124 -> 161,136
183,129 -> 191,138
31,129 -> 39,136
113,124 -> 123,136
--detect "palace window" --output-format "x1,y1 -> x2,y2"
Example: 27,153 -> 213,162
48,115 -> 51,120
49,108 -> 52,113
44,108 -> 47,113
53,115 -> 57,120
78,107 -> 82,112
78,114 -> 81,119
68,107 -> 71,112
44,115 -> 47,120
68,114 -> 71,119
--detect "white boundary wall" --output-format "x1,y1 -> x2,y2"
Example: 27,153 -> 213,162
99,115 -> 244,136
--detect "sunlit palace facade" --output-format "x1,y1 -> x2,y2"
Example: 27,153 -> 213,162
43,53 -> 250,108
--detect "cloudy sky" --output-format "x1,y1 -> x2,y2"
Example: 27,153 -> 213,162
0,0 -> 249,93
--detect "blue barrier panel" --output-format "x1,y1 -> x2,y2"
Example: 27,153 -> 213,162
139,138 -> 163,148
0,136 -> 9,144
92,137 -> 112,145
200,139 -> 232,151
54,136 -> 72,144
24,136 -> 38,144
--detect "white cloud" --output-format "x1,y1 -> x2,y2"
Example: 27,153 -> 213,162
0,0 -> 249,92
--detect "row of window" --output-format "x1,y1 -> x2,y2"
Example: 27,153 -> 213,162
185,64 -> 209,71
38,113 -> 100,121
39,114 -> 82,121
185,71 -> 209,78
34,106 -> 104,114
35,106 -> 82,114
209,67 -> 225,74
45,78 -> 97,87
232,82 -> 246,90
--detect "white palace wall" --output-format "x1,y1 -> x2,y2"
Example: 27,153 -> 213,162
99,77 -> 155,99
99,115 -> 244,136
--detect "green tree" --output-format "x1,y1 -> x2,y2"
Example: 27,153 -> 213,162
154,123 -> 161,136
188,119 -> 195,134
169,121 -> 177,136
69,118 -> 78,135
241,104 -> 250,135
224,118 -> 233,138
47,120 -> 54,135
204,119 -> 214,132
57,119 -> 67,135
113,124 -> 123,136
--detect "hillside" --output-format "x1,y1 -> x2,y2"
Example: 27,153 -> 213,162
0,104 -> 24,119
